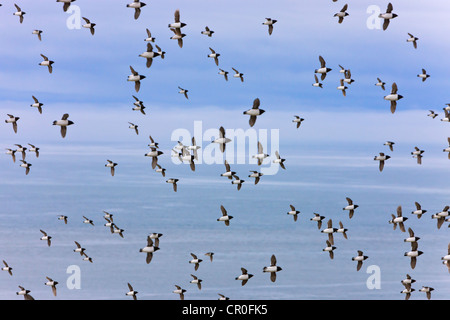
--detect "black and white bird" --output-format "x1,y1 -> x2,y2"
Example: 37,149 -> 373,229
374,152 -> 390,172
139,43 -> 160,68
127,66 -> 146,92
127,0 -> 146,20
263,254 -> 282,282
105,160 -> 118,176
5,114 -> 19,134
379,2 -> 398,30
211,126 -> 231,153
32,30 -> 43,41
236,267 -> 253,286
53,113 -> 74,138
13,4 -> 25,24
82,17 -> 96,35
315,56 -> 332,81
39,54 -> 54,74
201,26 -> 214,37
44,277 -> 58,297
389,206 -> 408,232
352,250 -> 369,271
217,205 -> 233,227
262,18 -> 277,35
407,33 -> 419,49
30,96 -> 44,114
334,4 -> 349,23
243,98 -> 265,127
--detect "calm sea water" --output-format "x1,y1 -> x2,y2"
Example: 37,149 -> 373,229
0,141 -> 449,300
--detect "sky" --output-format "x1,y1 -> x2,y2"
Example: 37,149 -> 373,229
0,0 -> 449,301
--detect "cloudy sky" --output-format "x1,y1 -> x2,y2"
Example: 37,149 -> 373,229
0,0 -> 449,301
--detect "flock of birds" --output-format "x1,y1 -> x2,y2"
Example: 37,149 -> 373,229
1,1 -> 449,300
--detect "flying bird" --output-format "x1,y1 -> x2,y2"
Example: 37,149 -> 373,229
2,260 -> 13,276
231,175 -> 245,191
218,69 -> 229,81
321,219 -> 338,245
417,69 -> 430,82
243,98 -> 265,127
292,116 -> 304,128
53,113 -> 74,138
173,285 -> 186,300
126,283 -> 138,300
263,254 -> 282,282
168,9 -> 186,29
127,66 -> 146,92
39,230 -> 52,247
374,152 -> 390,172
190,274 -> 202,290
428,110 -> 438,119
273,150 -> 286,169
178,86 -> 189,99
411,202 -> 427,219
16,286 -> 34,300
384,141 -> 395,152
236,267 -> 253,286
139,42 -> 160,68
208,47 -> 220,66
217,205 -> 233,226
232,68 -> 244,82
404,241 -> 423,269
311,213 -> 325,230
189,253 -> 203,271
407,33 -> 419,49
312,74 -> 323,88
105,160 -> 118,176
352,250 -> 368,271
411,147 -> 424,165
252,141 -> 269,166
315,56 -> 332,80
379,2 -> 398,30
248,170 -> 263,185
82,17 -> 96,35
343,197 -> 358,219
5,114 -> 19,133
30,96 -> 44,114
169,27 -> 186,48
20,160 -> 32,175
221,160 -> 236,180
419,287 -> 434,300
166,178 -> 179,192
144,28 -> 155,42
337,79 -> 348,96
32,30 -> 43,41
323,240 -> 336,259
262,18 -> 277,35
211,126 -> 231,153
287,205 -> 300,222
375,78 -> 386,90
201,26 -> 214,37
39,54 -> 54,73
127,0 -> 146,20
145,147 -> 163,169
13,4 -> 25,23
44,277 -> 58,297
334,4 -> 349,23
139,236 -> 159,264
128,122 -> 139,135
389,206 -> 408,232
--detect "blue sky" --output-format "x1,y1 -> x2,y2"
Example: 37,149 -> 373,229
0,1 -> 449,300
